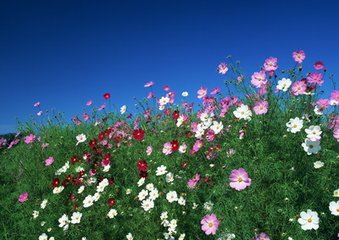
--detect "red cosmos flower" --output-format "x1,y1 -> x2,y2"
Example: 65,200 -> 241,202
78,170 -> 85,177
107,197 -> 116,207
171,140 -> 179,151
70,156 -> 77,165
172,110 -> 179,119
137,159 -> 148,172
98,132 -> 105,141
133,129 -> 145,141
69,194 -> 76,202
52,178 -> 60,188
139,171 -> 148,178
62,179 -> 69,187
103,92 -> 111,100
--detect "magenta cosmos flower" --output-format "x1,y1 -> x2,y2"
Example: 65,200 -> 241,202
24,134 -> 36,144
18,192 -> 29,202
314,61 -> 325,70
292,50 -> 306,63
263,57 -> 278,71
229,168 -> 252,191
44,157 -> 54,166
201,214 -> 220,235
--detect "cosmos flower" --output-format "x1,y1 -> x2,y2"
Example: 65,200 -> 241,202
217,63 -> 228,75
144,81 -> 154,87
18,192 -> 29,202
276,78 -> 292,92
229,168 -> 251,191
200,214 -> 220,235
293,50 -> 306,63
298,210 -> 319,230
251,71 -> 267,88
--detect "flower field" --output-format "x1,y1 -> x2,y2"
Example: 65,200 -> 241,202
0,51 -> 338,240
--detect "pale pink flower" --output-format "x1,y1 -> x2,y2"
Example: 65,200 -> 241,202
187,174 -> 200,189
291,80 -> 307,95
41,143 -> 49,149
330,90 -> 339,105
18,192 -> 29,202
37,111 -> 43,116
33,102 -> 40,107
263,57 -> 278,71
210,87 -> 221,95
146,146 -> 153,156
316,99 -> 330,109
229,168 -> 251,191
201,214 -> 220,235
217,63 -> 228,75
83,113 -> 90,121
24,134 -> 36,144
191,140 -> 203,154
147,92 -> 154,99
197,87 -> 207,99
44,157 -> 54,166
98,104 -> 106,111
251,71 -> 267,88
144,81 -> 154,87
293,50 -> 306,63
86,100 -> 93,106
162,142 -> 173,155
253,100 -> 269,115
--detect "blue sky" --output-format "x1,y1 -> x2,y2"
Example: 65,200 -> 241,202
1,0 -> 338,134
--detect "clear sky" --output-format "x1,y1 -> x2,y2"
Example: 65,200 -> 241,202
1,0 -> 339,134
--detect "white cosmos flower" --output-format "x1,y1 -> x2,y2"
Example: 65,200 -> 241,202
40,199 -> 48,209
286,117 -> 304,133
120,105 -> 127,114
83,195 -> 94,208
334,189 -> 339,197
126,233 -> 133,240
178,197 -> 186,206
176,116 -> 184,127
32,210 -> 39,219
137,177 -> 145,187
141,199 -> 154,211
166,172 -> 174,183
156,165 -> 168,176
93,192 -> 101,202
107,209 -> 118,219
38,233 -> 48,240
53,186 -> 64,194
138,189 -> 148,201
178,144 -> 187,153
301,139 -> 321,155
297,209 -> 319,230
305,125 -> 322,141
182,91 -> 189,97
70,212 -> 82,224
146,183 -> 155,191
329,201 -> 339,216
166,191 -> 178,203
58,214 -> 69,230
78,186 -> 85,194
233,104 -> 252,121
276,78 -> 292,92
76,133 -> 87,146
149,189 -> 159,201
313,161 -> 324,169
178,233 -> 186,240
159,96 -> 170,106
160,211 -> 168,221
210,121 -> 223,134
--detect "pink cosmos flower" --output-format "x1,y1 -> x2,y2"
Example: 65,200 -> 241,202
18,192 -> 29,202
162,142 -> 173,155
263,57 -> 278,71
217,63 -> 228,75
163,85 -> 170,91
201,214 -> 220,235
210,87 -> 221,95
147,91 -> 154,99
330,90 -> 339,105
314,61 -> 325,70
291,80 -> 307,96
316,99 -> 330,109
307,72 -> 324,85
253,100 -> 269,115
86,100 -> 93,106
205,130 -> 216,142
24,134 -> 36,144
98,104 -> 106,111
187,174 -> 200,189
144,81 -> 154,88
44,157 -> 54,166
33,102 -> 40,107
83,113 -> 90,121
251,71 -> 267,88
254,232 -> 271,240
229,168 -> 252,191
146,145 -> 153,156
191,139 -> 203,154
292,50 -> 306,63
197,87 -> 207,99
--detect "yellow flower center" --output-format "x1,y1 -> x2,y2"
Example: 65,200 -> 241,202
307,218 -> 312,223
237,177 -> 243,182
208,222 -> 214,228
